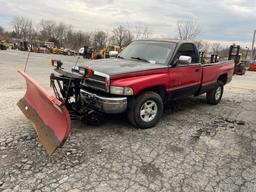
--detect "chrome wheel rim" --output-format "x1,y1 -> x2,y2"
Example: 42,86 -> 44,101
215,86 -> 222,100
140,100 -> 158,122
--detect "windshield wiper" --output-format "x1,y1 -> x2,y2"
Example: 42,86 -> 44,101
130,57 -> 149,63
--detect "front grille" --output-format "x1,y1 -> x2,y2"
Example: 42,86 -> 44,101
81,73 -> 108,92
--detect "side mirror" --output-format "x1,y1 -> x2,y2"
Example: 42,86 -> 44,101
177,55 -> 192,64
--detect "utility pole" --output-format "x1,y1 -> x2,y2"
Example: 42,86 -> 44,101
251,30 -> 256,61
245,47 -> 249,60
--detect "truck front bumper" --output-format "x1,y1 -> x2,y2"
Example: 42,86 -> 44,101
81,90 -> 127,114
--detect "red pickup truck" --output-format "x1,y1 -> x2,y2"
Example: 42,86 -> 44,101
18,40 -> 234,155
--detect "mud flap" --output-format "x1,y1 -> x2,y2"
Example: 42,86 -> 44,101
17,70 -> 71,155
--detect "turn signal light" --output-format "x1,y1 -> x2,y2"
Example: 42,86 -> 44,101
85,68 -> 94,77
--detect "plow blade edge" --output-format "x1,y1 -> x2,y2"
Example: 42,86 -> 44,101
17,70 -> 71,155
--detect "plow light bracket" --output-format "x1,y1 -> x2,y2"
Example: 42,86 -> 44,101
85,68 -> 94,77
71,66 -> 94,78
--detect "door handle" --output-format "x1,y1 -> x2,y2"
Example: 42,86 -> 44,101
194,69 -> 200,72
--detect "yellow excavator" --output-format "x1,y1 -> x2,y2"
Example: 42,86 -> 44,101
228,44 -> 246,75
50,47 -> 59,54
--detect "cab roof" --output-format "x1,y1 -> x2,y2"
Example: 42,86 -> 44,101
134,39 -> 195,45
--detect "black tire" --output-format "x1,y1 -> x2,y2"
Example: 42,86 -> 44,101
206,81 -> 224,105
127,91 -> 163,129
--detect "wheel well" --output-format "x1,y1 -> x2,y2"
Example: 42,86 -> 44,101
139,86 -> 166,100
218,74 -> 227,85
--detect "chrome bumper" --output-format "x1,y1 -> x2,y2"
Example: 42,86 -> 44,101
80,90 -> 127,114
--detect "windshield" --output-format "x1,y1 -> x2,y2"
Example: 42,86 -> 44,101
118,41 -> 176,65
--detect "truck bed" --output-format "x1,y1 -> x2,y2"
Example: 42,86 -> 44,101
201,60 -> 234,87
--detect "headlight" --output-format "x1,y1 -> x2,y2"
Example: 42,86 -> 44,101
110,86 -> 133,95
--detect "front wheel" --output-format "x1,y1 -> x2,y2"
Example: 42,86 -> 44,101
206,82 -> 224,105
127,91 -> 163,129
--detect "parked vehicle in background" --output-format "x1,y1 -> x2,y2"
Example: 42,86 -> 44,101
19,41 -> 28,51
0,42 -> 7,50
37,47 -> 48,53
78,45 -> 123,59
78,47 -> 85,55
104,45 -> 123,58
249,61 -> 256,71
79,47 -> 96,58
63,48 -> 76,56
50,47 -> 59,54
17,40 -> 234,155
228,44 -> 246,75
44,41 -> 54,49
109,50 -> 119,57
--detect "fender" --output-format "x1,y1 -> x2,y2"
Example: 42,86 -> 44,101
111,72 -> 169,95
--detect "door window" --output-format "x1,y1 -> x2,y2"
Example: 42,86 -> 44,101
174,43 -> 199,65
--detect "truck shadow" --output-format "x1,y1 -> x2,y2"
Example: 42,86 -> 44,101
163,95 -> 208,116
71,95 -> 209,131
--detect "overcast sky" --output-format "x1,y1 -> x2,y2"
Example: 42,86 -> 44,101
0,0 -> 255,43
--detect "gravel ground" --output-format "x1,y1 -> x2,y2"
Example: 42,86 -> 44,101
0,50 -> 256,192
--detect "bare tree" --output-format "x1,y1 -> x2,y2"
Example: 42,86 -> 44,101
38,19 -> 94,49
92,31 -> 107,50
39,20 -> 71,47
39,20 -> 57,41
63,27 -> 74,48
11,17 -> 22,38
134,24 -> 151,40
0,26 -> 4,35
177,20 -> 201,40
112,25 -> 133,48
11,16 -> 34,40
64,30 -> 91,50
194,40 -> 210,53
123,29 -> 133,47
211,43 -> 221,54
79,32 -> 91,48
74,31 -> 91,49
54,22 -> 68,47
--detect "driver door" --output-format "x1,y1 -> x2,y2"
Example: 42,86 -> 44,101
168,43 -> 202,98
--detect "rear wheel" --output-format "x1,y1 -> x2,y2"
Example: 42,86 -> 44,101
127,91 -> 163,129
206,82 -> 224,105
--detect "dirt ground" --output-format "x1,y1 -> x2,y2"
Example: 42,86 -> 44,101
0,50 -> 256,192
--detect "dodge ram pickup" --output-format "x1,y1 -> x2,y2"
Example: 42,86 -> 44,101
18,40 -> 234,155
